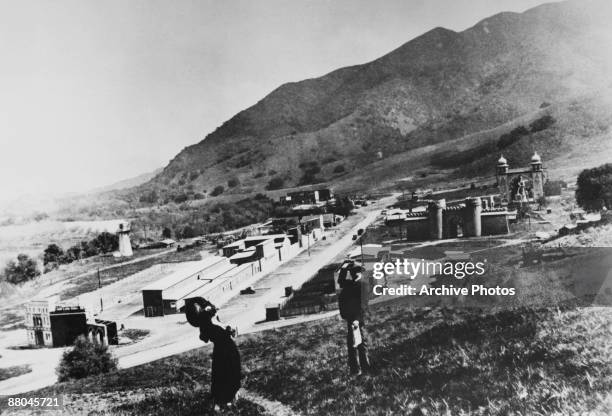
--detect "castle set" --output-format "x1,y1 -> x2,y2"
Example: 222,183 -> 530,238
386,152 -> 546,240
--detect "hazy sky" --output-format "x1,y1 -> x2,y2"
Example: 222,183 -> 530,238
0,0 -> 548,201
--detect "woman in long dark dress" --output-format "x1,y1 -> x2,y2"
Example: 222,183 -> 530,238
185,297 -> 241,408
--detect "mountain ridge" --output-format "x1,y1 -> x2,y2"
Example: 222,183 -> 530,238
130,0 -> 612,204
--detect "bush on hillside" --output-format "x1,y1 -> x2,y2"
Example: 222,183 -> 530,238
90,232 -> 119,254
227,177 -> 240,188
56,336 -> 117,382
3,254 -> 40,285
210,186 -> 225,197
266,177 -> 285,190
333,165 -> 345,174
529,114 -> 556,133
43,244 -> 65,266
497,125 -> 529,149
576,163 -> 612,210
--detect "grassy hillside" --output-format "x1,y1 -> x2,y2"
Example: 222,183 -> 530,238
8,302 -> 611,415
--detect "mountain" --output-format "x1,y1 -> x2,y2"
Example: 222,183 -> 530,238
91,168 -> 163,194
138,0 -> 612,201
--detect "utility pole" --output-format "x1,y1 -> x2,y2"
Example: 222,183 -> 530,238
98,268 -> 103,313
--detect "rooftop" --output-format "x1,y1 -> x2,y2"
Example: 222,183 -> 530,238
141,257 -> 229,291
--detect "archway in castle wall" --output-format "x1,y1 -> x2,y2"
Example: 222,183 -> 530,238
448,217 -> 464,238
88,327 -> 105,345
444,210 -> 465,239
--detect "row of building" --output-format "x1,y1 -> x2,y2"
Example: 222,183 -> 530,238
140,214 -> 328,317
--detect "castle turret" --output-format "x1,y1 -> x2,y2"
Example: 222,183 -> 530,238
530,151 -> 544,199
428,199 -> 446,240
530,151 -> 542,172
464,197 -> 482,237
497,155 -> 508,174
496,155 -> 509,203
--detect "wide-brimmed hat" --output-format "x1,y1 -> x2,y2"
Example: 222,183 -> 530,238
185,297 -> 216,327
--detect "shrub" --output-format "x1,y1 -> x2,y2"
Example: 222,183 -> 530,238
65,245 -> 82,262
56,336 -> 117,381
210,186 -> 225,197
333,165 -> 345,174
227,177 -> 240,188
299,164 -> 323,185
266,177 -> 285,190
43,244 -> 65,266
4,254 -> 40,284
172,193 -> 189,203
90,232 -> 119,254
180,226 -> 197,239
529,115 -> 555,133
497,125 -> 529,149
576,163 -> 612,210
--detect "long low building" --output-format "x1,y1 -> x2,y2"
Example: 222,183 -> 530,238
141,256 -> 232,317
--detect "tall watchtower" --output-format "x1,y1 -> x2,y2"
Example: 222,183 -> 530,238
530,152 -> 544,199
117,221 -> 133,257
496,155 -> 509,204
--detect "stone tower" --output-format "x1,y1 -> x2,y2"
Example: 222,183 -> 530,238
464,197 -> 482,237
117,221 -> 133,257
530,151 -> 544,199
496,155 -> 509,204
428,199 -> 446,240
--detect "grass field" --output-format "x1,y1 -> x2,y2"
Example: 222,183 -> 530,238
5,301 -> 610,415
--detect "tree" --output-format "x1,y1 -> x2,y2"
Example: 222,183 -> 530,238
332,197 -> 355,217
4,254 -> 41,284
180,225 -> 197,239
227,177 -> 240,188
43,244 -> 65,266
576,163 -> 612,211
162,227 -> 172,239
266,177 -> 285,190
56,336 -> 117,381
66,245 -> 82,262
90,232 -> 119,254
80,240 -> 99,257
529,115 -> 555,133
210,185 -> 225,197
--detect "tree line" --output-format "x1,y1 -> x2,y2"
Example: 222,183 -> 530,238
1,232 -> 119,285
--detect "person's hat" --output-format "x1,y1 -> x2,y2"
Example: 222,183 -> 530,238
185,297 -> 216,327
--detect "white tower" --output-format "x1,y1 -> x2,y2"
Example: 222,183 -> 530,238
117,221 -> 133,257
